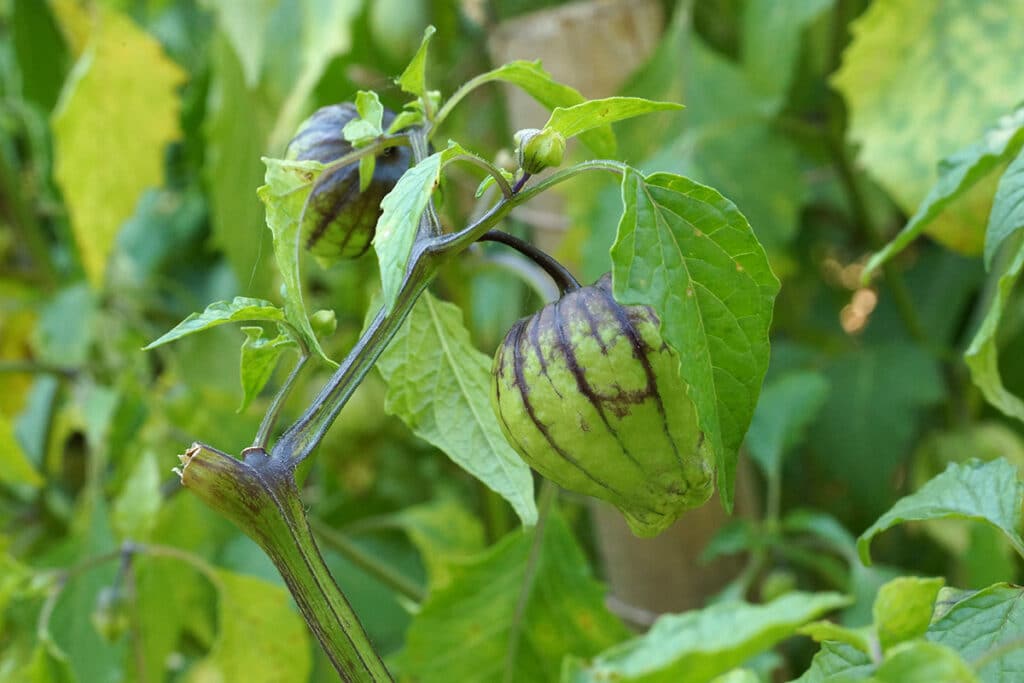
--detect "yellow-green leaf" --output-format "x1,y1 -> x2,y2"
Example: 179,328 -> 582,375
52,6 -> 186,288
832,0 -> 1024,254
0,414 -> 43,488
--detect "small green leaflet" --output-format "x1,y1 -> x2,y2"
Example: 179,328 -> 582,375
375,143 -> 463,314
397,25 -> 436,100
238,327 -> 296,411
965,235 -> 1024,423
610,169 -> 779,510
564,592 -> 849,683
144,297 -> 287,349
344,91 -> 384,191
873,642 -> 978,683
865,106 -> 1024,278
858,458 -> 1024,565
873,576 -> 945,652
441,61 -> 617,157
374,291 -> 536,525
543,97 -> 682,143
257,157 -> 335,365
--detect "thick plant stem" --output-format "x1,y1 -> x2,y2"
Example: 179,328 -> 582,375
178,444 -> 392,682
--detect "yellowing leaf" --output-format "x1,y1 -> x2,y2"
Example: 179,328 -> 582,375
0,414 -> 43,488
52,7 -> 186,289
832,0 -> 1024,254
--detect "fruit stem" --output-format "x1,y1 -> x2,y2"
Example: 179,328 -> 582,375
478,230 -> 581,293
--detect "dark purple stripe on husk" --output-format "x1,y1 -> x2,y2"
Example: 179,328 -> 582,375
550,293 -> 644,470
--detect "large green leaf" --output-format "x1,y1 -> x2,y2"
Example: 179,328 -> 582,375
858,458 -> 1024,565
611,169 -> 779,509
927,583 -> 1024,682
387,498 -> 486,590
51,5 -> 186,289
832,0 -> 1024,254
565,592 -> 849,683
206,0 -> 279,87
144,297 -> 286,349
204,33 -> 276,295
745,371 -> 830,479
186,569 -> 311,682
965,236 -> 1024,423
985,145 -> 1024,264
807,344 -> 945,517
397,512 -> 629,682
865,106 -> 1024,276
375,291 -> 536,526
257,157 -> 333,364
741,0 -> 834,105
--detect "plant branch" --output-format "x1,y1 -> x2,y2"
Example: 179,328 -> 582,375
479,230 -> 580,293
177,444 -> 392,681
450,153 -> 513,199
252,353 -> 309,451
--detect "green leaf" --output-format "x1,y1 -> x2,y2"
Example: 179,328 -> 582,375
741,0 -> 835,105
111,451 -> 161,541
375,146 -> 462,314
238,327 -> 296,411
265,0 -> 362,151
610,169 -> 779,510
986,145 -> 1024,264
746,371 -> 830,479
206,0 -> 278,87
565,592 -> 850,683
454,60 -> 616,157
32,284 -> 97,366
873,577 -> 944,652
793,641 -> 873,683
874,642 -> 978,683
865,106 -> 1024,277
387,499 -> 486,590
543,97 -> 682,142
807,344 -> 945,516
965,236 -> 1024,423
858,459 -> 1024,565
204,34 -> 276,295
187,569 -> 311,682
375,291 -> 537,526
0,413 -> 44,488
397,25 -> 436,100
144,297 -> 286,350
927,583 -> 1024,681
398,512 -> 629,682
257,157 -> 334,364
51,5 -> 186,289
832,1 -> 1024,254
711,670 -> 761,683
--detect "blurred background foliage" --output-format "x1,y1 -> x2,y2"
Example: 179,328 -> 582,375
2,0 -> 1024,681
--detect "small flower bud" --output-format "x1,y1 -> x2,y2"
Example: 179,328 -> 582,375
514,128 -> 565,174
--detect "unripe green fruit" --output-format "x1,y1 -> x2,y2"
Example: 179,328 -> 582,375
491,274 -> 713,537
91,587 -> 130,643
514,127 -> 565,174
286,103 -> 411,262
